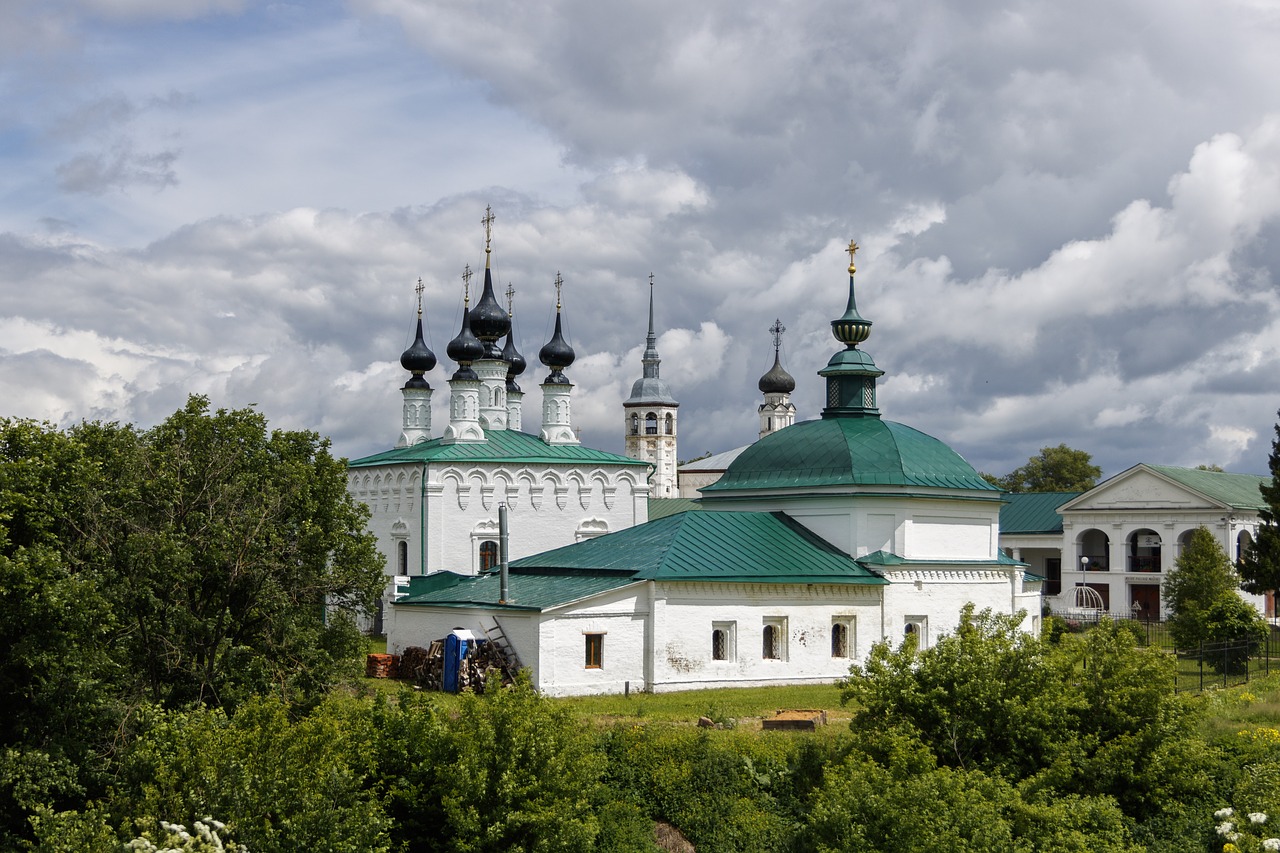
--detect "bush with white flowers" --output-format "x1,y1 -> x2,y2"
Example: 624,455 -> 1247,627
125,818 -> 247,853
1212,808 -> 1280,853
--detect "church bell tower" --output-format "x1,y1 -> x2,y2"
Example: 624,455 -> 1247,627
623,275 -> 679,498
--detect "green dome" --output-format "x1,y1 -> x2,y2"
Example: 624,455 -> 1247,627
701,416 -> 997,493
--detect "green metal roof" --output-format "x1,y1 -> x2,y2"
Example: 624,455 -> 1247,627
347,428 -> 648,469
999,492 -> 1081,535
397,569 -> 641,611
397,509 -> 885,611
1143,465 -> 1269,511
701,416 -> 996,493
513,509 -> 887,585
648,497 -> 702,520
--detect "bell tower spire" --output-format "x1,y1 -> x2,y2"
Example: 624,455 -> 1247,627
623,273 -> 679,497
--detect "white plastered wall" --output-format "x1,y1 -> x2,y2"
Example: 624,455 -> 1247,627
642,581 -> 884,693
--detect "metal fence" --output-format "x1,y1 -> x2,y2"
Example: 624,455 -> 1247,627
1050,612 -> 1280,693
1172,635 -> 1278,693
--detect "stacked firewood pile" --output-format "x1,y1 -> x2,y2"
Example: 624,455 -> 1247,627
399,642 -> 442,689
364,653 -> 399,678
464,640 -> 515,692
396,639 -> 515,694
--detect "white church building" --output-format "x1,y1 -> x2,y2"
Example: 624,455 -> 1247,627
356,234 -> 1040,696
346,219 -> 652,633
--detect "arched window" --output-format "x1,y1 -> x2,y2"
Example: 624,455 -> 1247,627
831,623 -> 848,658
630,413 -> 639,435
664,413 -> 674,435
1078,529 -> 1111,571
1237,529 -> 1254,564
479,540 -> 499,572
645,412 -> 658,435
903,616 -> 927,647
762,624 -> 779,659
397,540 -> 408,575
1127,529 -> 1161,572
711,621 -> 735,661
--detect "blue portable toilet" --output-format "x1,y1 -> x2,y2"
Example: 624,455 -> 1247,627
442,628 -> 476,693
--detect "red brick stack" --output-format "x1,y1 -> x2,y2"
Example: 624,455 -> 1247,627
364,653 -> 400,678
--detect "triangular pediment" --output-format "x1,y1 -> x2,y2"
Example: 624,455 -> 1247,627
1059,464 -> 1229,514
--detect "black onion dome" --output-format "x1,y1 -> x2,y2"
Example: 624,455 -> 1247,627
758,351 -> 795,394
503,330 -> 526,392
446,308 -> 484,381
400,318 -> 436,389
538,312 -> 575,384
469,268 -> 510,359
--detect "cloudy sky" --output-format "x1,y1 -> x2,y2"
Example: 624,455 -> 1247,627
3,0 -> 1280,480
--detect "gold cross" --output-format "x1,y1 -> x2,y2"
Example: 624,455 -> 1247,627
462,264 -> 473,303
770,318 -> 786,352
505,282 -> 515,316
847,239 -> 859,273
554,271 -> 563,310
415,277 -> 425,317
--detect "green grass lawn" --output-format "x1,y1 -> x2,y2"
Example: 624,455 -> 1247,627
1196,672 -> 1280,734
552,682 -> 851,726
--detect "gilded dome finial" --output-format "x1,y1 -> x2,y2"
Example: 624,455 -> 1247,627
462,264 -> 473,305
831,238 -> 872,348
554,271 -> 563,311
415,276 -> 425,318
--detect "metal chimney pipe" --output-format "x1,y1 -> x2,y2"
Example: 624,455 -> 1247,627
499,503 -> 509,604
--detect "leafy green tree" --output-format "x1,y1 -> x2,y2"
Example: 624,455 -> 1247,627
0,420 -> 122,846
0,399 -> 384,846
840,605 -> 1069,780
372,678 -> 606,852
28,695 -> 392,852
839,608 -> 1211,823
114,695 -> 390,853
1164,526 -> 1265,655
802,754 -> 1135,853
996,444 -> 1102,493
594,723 -> 801,852
70,396 -> 385,710
1243,409 -> 1280,598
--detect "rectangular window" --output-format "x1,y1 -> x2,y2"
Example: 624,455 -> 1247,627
584,633 -> 603,669
1045,557 -> 1061,596
711,621 -> 736,661
762,617 -> 787,660
832,617 -> 855,658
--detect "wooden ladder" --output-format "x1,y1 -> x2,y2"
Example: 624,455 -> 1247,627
480,617 -> 523,683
